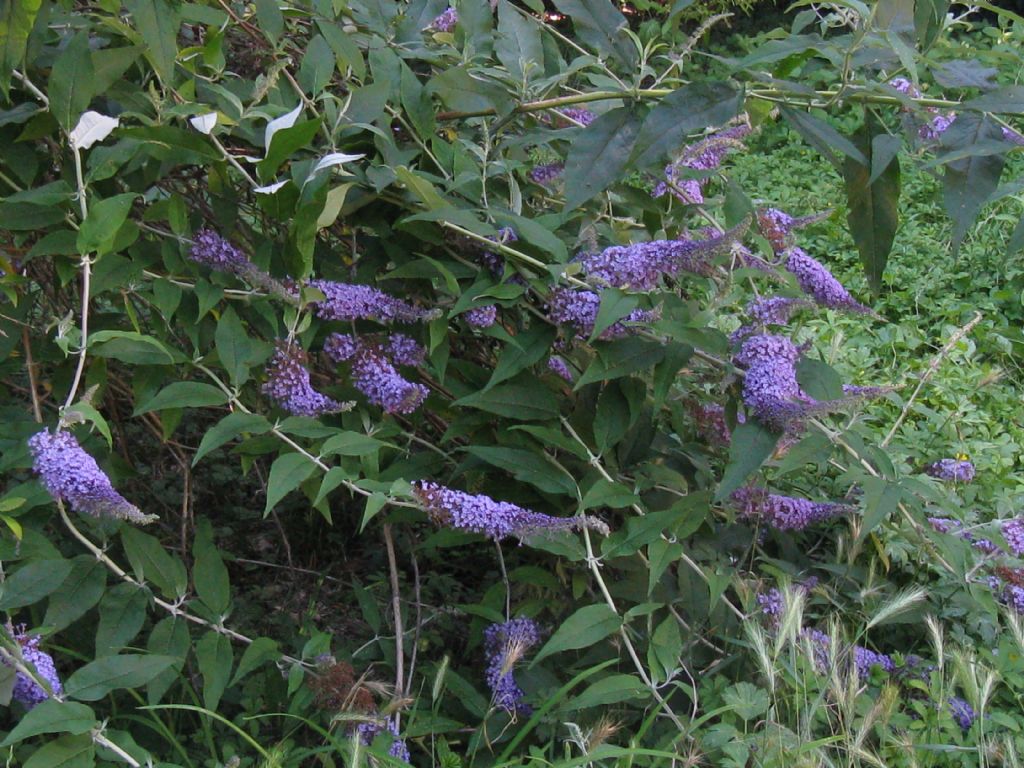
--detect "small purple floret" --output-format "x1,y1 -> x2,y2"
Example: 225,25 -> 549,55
547,356 -> 573,382
309,280 -> 436,324
5,630 -> 62,709
784,248 -> 870,313
925,458 -> 975,483
464,305 -> 498,328
731,487 -> 851,531
324,333 -> 428,415
484,618 -> 540,714
1003,518 -> 1024,556
262,344 -> 347,417
548,288 -> 658,340
529,163 -> 564,183
431,7 -> 457,31
948,697 -> 975,730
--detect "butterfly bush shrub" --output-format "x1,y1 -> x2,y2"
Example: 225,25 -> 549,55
1,0 -> 1024,765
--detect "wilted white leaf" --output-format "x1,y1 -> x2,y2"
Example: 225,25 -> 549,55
254,180 -> 290,195
190,112 -> 218,134
69,111 -> 120,150
264,104 -> 303,150
311,152 -> 365,175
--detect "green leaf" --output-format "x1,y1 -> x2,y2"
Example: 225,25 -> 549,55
23,734 -> 94,768
0,700 -> 96,746
320,431 -> 385,457
360,492 -> 388,532
254,0 -> 284,42
914,0 -> 950,50
65,655 -> 177,701
264,452 -> 317,515
454,382 -> 560,421
495,0 -> 543,80
126,0 -> 180,84
796,357 -> 845,400
258,118 -> 323,180
0,202 -> 67,230
594,382 -> 631,453
0,0 -> 42,95
43,556 -> 106,631
196,631 -> 233,711
95,583 -> 148,656
648,615 -> 681,681
48,31 -> 95,131
121,527 -> 187,599
464,446 -> 575,495
553,0 -> 636,66
844,116 -> 900,293
569,674 -> 646,710
428,66 -> 512,114
631,81 -> 742,167
533,605 -> 622,664
133,382 -> 229,416
90,46 -> 143,94
588,288 -> 639,343
576,338 -> 666,388
486,325 -> 557,390
193,412 -> 271,466
723,682 -> 770,721
580,479 -> 639,511
145,617 -> 189,705
564,107 -> 643,210
215,306 -> 270,386
942,113 -> 1006,255
298,35 -> 334,96
780,106 -> 867,170
89,331 -> 176,365
715,421 -> 779,501
76,194 -> 137,256
0,558 -> 72,611
194,518 -> 230,615
230,637 -> 279,686
859,476 -> 902,541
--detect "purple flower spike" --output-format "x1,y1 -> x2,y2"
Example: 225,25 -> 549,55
189,229 -> 250,272
921,112 -> 956,141
653,122 -> 751,204
731,487 -> 852,531
324,334 -> 428,415
484,618 -> 540,715
548,288 -> 658,340
357,716 -> 409,762
925,458 -> 975,483
1002,518 -> 1024,556
262,344 -> 349,417
690,402 -> 737,445
431,7 -> 457,31
29,430 -> 149,523
784,248 -> 870,313
412,482 -> 608,541
746,296 -> 813,326
557,108 -> 596,126
948,697 -> 975,730
309,280 -> 437,324
734,333 -> 805,429
529,163 -> 564,184
383,334 -> 426,367
889,77 -> 921,98
464,305 -> 498,328
5,630 -> 62,709
547,356 -> 573,382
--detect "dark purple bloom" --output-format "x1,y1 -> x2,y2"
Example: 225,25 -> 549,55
547,356 -> 573,382
557,108 -> 596,126
689,402 -> 736,445
746,296 -> 813,326
262,344 -> 349,417
309,280 -> 437,324
383,334 -> 425,367
577,234 -> 726,291
948,697 -> 975,730
357,717 -> 409,762
548,288 -> 658,340
1003,519 -> 1024,556
925,458 -> 975,483
480,227 -> 519,279
1006,584 -> 1024,613
464,305 -> 498,328
412,482 -> 608,541
324,334 -> 428,415
5,630 -> 62,709
755,208 -> 830,254
484,618 -> 540,714
29,430 -> 148,523
802,629 -> 895,679
731,487 -> 851,531
853,645 -> 896,676
921,112 -> 956,141
784,248 -> 870,313
653,123 -> 751,204
928,517 -> 960,534
188,230 -> 298,301
529,163 -> 564,183
758,588 -> 783,625
888,77 -> 921,98
1002,126 -> 1024,146
431,6 -> 457,31
734,333 -> 805,428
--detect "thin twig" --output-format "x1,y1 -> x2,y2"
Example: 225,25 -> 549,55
22,327 -> 42,423
881,312 -> 983,448
382,523 -> 405,728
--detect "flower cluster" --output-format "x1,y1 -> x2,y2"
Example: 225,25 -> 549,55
755,207 -> 830,254
529,162 -> 564,184
653,122 -> 750,205
548,288 -> 659,340
948,697 -> 976,731
732,487 -> 852,531
887,78 -> 1024,146
4,629 -> 62,709
464,304 -> 498,328
734,333 -> 806,430
262,344 -> 349,417
479,227 -> 519,279
29,429 -> 149,523
412,482 -> 608,540
188,230 -> 297,301
430,6 -> 457,31
784,248 -> 870,313
357,717 -> 409,761
802,629 -> 894,677
484,618 -> 540,714
557,107 -> 596,126
925,458 -> 975,483
927,517 -> 1000,555
309,280 -> 436,324
547,356 -> 573,382
689,402 -> 737,445
746,296 -> 813,327
1002,518 -> 1024,557
324,333 -> 428,415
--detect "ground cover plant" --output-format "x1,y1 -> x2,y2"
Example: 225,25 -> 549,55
5,0 -> 1024,766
